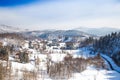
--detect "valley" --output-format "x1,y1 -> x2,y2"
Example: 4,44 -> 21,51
0,25 -> 120,80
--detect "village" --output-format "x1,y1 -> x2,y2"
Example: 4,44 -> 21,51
0,35 -> 103,80
0,35 -> 89,63
0,33 -> 119,80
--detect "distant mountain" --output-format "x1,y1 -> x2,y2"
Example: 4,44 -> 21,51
0,24 -> 24,33
74,27 -> 120,36
25,30 -> 94,40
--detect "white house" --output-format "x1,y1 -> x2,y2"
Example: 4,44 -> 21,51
59,42 -> 66,48
23,40 -> 29,49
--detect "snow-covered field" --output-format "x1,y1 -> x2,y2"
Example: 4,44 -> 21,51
69,66 -> 120,80
1,48 -> 120,80
10,61 -> 120,80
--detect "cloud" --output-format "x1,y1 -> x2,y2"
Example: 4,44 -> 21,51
0,0 -> 120,30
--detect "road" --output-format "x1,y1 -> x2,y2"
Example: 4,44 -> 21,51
101,55 -> 120,73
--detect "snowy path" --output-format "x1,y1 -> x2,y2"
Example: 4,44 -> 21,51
101,55 -> 114,70
101,54 -> 120,73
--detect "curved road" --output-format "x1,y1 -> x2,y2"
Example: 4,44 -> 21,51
101,55 -> 120,73
101,56 -> 113,70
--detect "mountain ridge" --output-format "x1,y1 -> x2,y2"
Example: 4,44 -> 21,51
0,24 -> 25,33
74,27 -> 120,36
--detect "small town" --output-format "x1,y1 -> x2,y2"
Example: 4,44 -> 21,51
0,0 -> 120,80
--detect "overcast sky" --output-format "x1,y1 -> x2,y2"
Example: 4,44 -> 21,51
0,0 -> 120,30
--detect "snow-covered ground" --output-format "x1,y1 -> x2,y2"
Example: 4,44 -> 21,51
69,66 -> 120,80
2,47 -> 120,80
50,53 -> 67,62
10,61 -> 120,80
101,54 -> 120,73
74,48 -> 95,59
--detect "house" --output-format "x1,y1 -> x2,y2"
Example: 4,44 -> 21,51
59,42 -> 66,49
64,36 -> 82,50
23,40 -> 29,49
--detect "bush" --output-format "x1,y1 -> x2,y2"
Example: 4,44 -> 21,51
0,48 -> 8,61
19,51 -> 29,63
0,61 -> 12,80
22,70 -> 37,80
47,54 -> 88,79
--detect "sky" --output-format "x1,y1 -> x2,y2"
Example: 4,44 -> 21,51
0,0 -> 120,30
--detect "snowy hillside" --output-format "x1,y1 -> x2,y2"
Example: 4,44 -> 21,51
0,37 -> 120,80
1,47 -> 120,80
25,30 -> 94,40
74,27 -> 120,36
0,24 -> 24,33
0,25 -> 120,80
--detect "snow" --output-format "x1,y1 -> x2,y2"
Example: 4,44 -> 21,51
65,37 -> 73,42
73,48 -> 95,59
2,41 -> 8,46
50,53 -> 67,62
0,24 -> 24,33
101,54 -> 120,73
37,54 -> 47,61
11,62 -> 36,71
68,48 -> 120,80
1,45 -> 120,80
69,66 -> 120,80
9,56 -> 15,61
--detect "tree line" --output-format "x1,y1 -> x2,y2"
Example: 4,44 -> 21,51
93,32 -> 120,66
